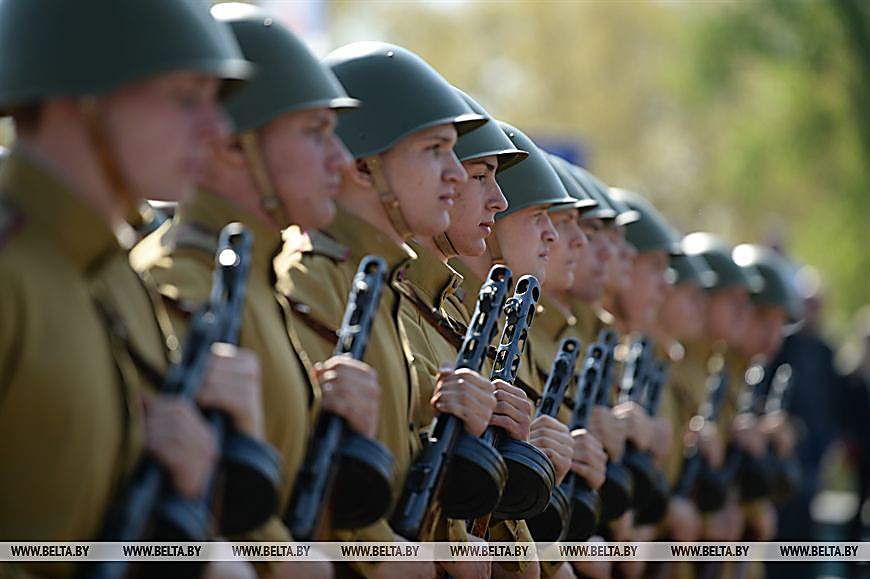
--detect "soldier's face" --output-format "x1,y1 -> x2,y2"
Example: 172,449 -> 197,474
544,208 -> 586,292
494,204 -> 557,283
658,282 -> 706,340
380,124 -> 467,237
604,226 -> 635,292
619,249 -> 669,332
570,217 -> 611,302
756,305 -> 786,360
444,156 -> 507,256
104,72 -> 229,202
259,108 -> 351,230
706,285 -> 751,343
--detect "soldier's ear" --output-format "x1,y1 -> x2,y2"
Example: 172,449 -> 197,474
218,135 -> 248,169
347,158 -> 375,188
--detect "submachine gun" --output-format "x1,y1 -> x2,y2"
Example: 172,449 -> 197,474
469,275 -> 556,536
633,358 -> 672,525
390,265 -> 511,541
527,340 -> 606,542
594,329 -> 635,522
91,223 -> 282,579
671,367 -> 730,510
287,256 -> 397,541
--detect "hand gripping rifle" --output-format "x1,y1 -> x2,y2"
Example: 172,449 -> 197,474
594,329 -> 635,522
695,361 -> 767,512
287,256 -> 397,541
753,363 -> 800,504
672,368 -> 730,508
91,223 -> 282,579
525,337 -> 582,543
528,341 -> 606,542
468,275 -> 556,536
390,265 -> 511,541
633,359 -> 672,525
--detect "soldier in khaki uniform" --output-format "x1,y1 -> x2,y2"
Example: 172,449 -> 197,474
130,6 -> 390,578
275,43 -> 502,579
0,2 -> 266,578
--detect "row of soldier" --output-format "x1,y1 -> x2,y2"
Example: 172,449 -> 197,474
0,2 -> 803,579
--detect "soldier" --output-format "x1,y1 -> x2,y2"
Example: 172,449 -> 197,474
275,42 -> 499,579
681,232 -> 764,545
130,5 -> 387,577
455,123 -> 609,579
0,1 -> 264,578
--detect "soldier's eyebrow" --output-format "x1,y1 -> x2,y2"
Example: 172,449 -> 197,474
467,160 -> 497,173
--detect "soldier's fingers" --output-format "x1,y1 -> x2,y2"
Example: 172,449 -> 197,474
489,414 -> 528,441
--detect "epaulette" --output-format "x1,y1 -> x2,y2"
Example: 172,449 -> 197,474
306,229 -> 351,263
0,199 -> 24,249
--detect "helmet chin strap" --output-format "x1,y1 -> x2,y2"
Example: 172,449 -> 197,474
485,230 -> 505,264
239,130 -> 290,228
363,155 -> 414,241
432,232 -> 459,259
80,96 -> 143,248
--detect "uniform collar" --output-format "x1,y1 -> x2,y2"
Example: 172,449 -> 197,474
534,294 -> 577,342
0,148 -> 121,272
323,206 -> 415,270
397,241 -> 464,310
171,188 -> 281,279
448,257 -> 485,309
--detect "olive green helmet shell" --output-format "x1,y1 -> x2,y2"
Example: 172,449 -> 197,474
732,244 -> 803,321
608,188 -> 681,255
495,122 -> 575,219
682,232 -> 762,293
213,3 -> 357,134
546,154 -> 598,213
453,89 -> 527,172
566,164 -> 640,225
0,0 -> 250,113
668,253 -> 717,288
324,42 -> 485,159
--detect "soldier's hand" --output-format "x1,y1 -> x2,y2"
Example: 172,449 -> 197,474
315,356 -> 380,438
431,367 -> 496,437
145,395 -> 217,498
569,428 -> 608,490
489,379 -> 532,441
588,406 -> 626,461
648,415 -> 673,466
702,500 -> 744,542
693,421 -> 724,467
198,343 -> 264,438
666,497 -> 702,542
613,402 -> 653,451
440,535 -> 491,579
760,410 -> 796,458
730,412 -> 766,457
529,416 -> 573,484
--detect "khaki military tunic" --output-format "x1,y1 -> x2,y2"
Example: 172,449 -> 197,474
0,151 -> 159,578
130,189 -> 315,550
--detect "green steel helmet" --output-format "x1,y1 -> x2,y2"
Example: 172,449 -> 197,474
546,154 -> 598,213
212,3 -> 357,134
567,164 -> 640,225
453,88 -> 527,172
668,253 -> 717,288
0,0 -> 251,113
682,232 -> 762,293
608,188 -> 681,255
324,42 -> 485,159
495,122 -> 575,219
732,244 -> 804,321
